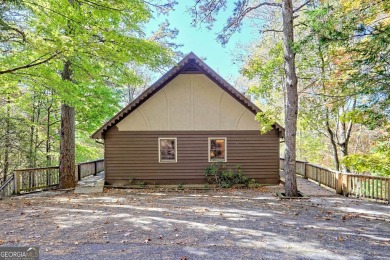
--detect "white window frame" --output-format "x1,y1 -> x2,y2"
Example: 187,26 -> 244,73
208,137 -> 227,162
158,137 -> 177,163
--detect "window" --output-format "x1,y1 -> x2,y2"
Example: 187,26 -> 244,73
208,138 -> 227,162
158,138 -> 177,163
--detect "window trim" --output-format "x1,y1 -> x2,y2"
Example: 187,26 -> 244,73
208,137 -> 227,162
158,137 -> 177,163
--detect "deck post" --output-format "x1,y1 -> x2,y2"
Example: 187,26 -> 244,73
46,169 -> 50,187
94,161 -> 97,176
387,179 -> 390,205
342,174 -> 349,197
77,164 -> 81,181
335,172 -> 343,195
14,172 -> 20,195
303,162 -> 307,179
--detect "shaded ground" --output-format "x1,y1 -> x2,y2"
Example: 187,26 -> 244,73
1,185 -> 390,260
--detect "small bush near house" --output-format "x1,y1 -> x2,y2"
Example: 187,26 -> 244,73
137,181 -> 146,188
204,162 -> 249,188
248,179 -> 261,189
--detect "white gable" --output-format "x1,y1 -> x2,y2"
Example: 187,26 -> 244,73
116,74 -> 259,131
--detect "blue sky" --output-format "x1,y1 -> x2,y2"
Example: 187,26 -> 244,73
148,2 -> 259,80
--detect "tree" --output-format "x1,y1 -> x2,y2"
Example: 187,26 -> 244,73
190,0 -> 312,196
299,0 -> 389,172
1,0 -> 176,188
236,0 -> 388,176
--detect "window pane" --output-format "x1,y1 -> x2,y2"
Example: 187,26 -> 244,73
210,140 -> 217,150
210,138 -> 225,161
160,139 -> 175,161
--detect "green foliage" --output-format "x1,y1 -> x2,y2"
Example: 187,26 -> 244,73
237,0 -> 389,174
204,163 -> 249,188
302,0 -> 389,123
137,181 -> 146,188
255,111 -> 275,134
248,179 -> 260,189
241,40 -> 285,135
343,126 -> 390,176
75,134 -> 103,164
0,0 -> 177,175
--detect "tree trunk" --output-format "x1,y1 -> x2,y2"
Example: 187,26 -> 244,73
318,44 -> 340,171
282,0 -> 299,197
3,96 -> 11,182
325,116 -> 340,171
329,133 -> 340,171
29,95 -> 36,167
59,60 -> 76,188
33,98 -> 42,167
46,106 -> 51,166
59,104 -> 76,188
46,94 -> 53,166
339,141 -> 349,172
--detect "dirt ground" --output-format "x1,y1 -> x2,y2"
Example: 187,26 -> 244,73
1,185 -> 390,260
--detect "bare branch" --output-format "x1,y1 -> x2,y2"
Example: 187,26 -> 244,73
8,26 -> 26,42
293,0 -> 311,13
225,1 -> 282,30
262,28 -> 283,33
77,0 -> 124,11
0,51 -> 61,75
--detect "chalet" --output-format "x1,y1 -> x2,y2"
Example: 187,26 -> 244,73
92,52 -> 284,186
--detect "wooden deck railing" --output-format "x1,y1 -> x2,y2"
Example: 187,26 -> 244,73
279,158 -> 389,204
77,159 -> 104,180
14,166 -> 60,194
0,159 -> 104,197
345,173 -> 389,202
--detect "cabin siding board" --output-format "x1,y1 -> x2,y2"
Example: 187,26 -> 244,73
104,128 -> 279,185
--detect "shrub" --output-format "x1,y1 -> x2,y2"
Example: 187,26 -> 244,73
248,178 -> 261,189
137,181 -> 146,188
204,163 -> 249,188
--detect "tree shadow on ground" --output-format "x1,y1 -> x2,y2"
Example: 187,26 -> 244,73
1,188 -> 389,259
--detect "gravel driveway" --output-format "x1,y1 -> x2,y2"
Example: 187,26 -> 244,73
1,186 -> 389,259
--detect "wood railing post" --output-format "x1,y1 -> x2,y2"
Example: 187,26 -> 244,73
335,172 -> 343,195
303,162 -> 307,179
94,161 -> 97,176
387,179 -> 390,204
342,174 -> 349,197
46,169 -> 50,187
77,164 -> 81,181
14,172 -> 20,195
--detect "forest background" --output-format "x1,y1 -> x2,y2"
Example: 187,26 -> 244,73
0,0 -> 388,184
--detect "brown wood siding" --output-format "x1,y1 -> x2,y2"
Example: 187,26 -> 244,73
104,127 -> 280,185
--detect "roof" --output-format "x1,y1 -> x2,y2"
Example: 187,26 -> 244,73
91,52 -> 285,139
